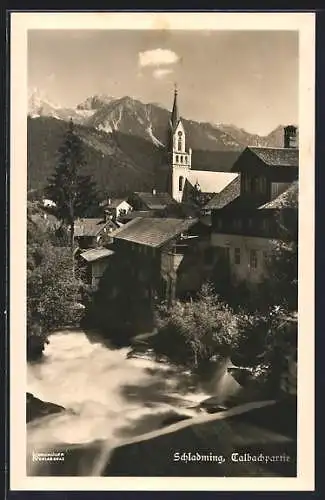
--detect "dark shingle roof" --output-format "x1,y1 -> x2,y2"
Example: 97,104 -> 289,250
203,176 -> 241,210
248,147 -> 299,167
133,192 -> 175,210
111,217 -> 198,248
259,181 -> 299,209
80,247 -> 115,262
119,210 -> 153,221
74,218 -> 117,237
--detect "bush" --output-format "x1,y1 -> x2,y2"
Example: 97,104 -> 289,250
233,305 -> 297,396
152,283 -> 238,368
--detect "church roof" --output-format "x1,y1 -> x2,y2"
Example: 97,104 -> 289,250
170,87 -> 179,130
188,171 -> 238,195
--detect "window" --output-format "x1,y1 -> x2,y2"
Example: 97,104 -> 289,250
234,247 -> 241,265
250,249 -> 258,269
204,247 -> 215,265
185,156 -> 188,163
263,251 -> 269,267
179,176 -> 184,191
176,155 -> 179,162
251,176 -> 259,193
233,219 -> 242,231
262,218 -> 269,231
242,175 -> 248,192
259,177 -> 266,193
180,155 -> 183,163
214,217 -> 222,230
178,140 -> 182,152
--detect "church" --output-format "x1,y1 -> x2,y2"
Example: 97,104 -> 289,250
157,87 -> 238,205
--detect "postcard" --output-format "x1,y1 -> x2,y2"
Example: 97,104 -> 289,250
10,11 -> 315,491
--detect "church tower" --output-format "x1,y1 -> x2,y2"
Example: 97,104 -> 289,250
167,86 -> 192,202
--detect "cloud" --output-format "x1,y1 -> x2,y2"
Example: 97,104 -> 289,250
138,48 -> 179,68
152,68 -> 174,80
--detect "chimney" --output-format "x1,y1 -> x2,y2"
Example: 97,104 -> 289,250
152,188 -> 156,195
104,209 -> 113,222
284,125 -> 298,149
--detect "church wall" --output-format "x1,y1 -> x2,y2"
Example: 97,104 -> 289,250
171,165 -> 191,202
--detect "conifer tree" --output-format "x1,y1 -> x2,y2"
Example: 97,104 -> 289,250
46,119 -> 99,255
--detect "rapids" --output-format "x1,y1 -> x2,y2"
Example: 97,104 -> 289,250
27,329 -> 213,473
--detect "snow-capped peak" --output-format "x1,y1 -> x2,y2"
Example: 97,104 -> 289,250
28,88 -> 61,118
76,94 -> 115,111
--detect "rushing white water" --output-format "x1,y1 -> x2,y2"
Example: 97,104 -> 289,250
27,330 -> 211,456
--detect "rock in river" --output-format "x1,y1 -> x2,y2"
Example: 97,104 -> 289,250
26,392 -> 66,423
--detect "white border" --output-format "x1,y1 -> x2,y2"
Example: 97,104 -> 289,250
10,12 -> 315,491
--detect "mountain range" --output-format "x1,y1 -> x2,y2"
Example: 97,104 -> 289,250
27,89 -> 291,198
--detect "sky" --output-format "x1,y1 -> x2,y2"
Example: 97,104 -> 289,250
28,29 -> 299,135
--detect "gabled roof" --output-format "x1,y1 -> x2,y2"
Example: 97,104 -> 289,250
203,175 -> 241,210
102,198 -> 129,209
259,181 -> 298,209
74,218 -> 117,237
234,147 -> 299,170
80,247 -> 115,262
132,192 -> 175,210
111,217 -> 198,248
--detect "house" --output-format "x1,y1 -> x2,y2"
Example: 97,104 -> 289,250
42,198 -> 57,208
78,247 -> 115,289
128,190 -> 175,212
118,210 -> 153,223
110,216 -> 213,302
100,197 -> 133,221
74,217 -> 119,250
208,126 -> 298,286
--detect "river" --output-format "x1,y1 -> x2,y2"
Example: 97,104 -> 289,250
27,329 -> 222,474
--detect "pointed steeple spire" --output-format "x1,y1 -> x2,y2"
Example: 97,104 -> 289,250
171,83 -> 179,129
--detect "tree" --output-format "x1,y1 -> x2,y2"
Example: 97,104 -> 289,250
233,306 -> 297,397
46,119 -> 99,256
27,202 -> 83,360
27,241 -> 82,334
